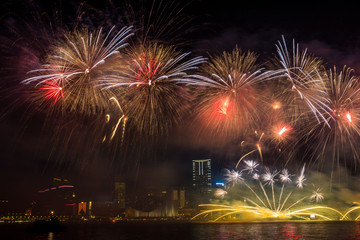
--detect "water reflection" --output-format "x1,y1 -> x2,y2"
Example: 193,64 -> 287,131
279,223 -> 304,240
3,222 -> 360,240
34,231 -> 60,240
200,222 -> 360,240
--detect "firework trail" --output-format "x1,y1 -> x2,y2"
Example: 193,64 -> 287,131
103,97 -> 128,144
121,0 -> 200,47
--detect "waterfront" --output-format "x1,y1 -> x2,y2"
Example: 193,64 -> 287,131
2,221 -> 360,240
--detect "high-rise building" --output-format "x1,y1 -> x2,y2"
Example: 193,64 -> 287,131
192,159 -> 212,194
114,177 -> 126,217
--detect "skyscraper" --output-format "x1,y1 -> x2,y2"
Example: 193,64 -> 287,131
114,177 -> 126,217
192,159 -> 212,194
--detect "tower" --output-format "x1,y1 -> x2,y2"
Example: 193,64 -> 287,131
114,177 -> 126,217
192,159 -> 212,194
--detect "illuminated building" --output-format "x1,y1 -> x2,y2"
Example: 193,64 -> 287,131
192,159 -> 212,194
78,201 -> 87,216
173,188 -> 186,208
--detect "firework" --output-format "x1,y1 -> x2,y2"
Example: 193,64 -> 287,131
187,47 -> 280,140
102,97 -> 127,144
261,168 -> 279,186
120,0 -> 200,47
279,169 -> 293,184
274,36 -> 331,125
243,160 -> 259,174
280,65 -> 360,176
191,161 -> 345,222
192,204 -> 343,222
214,189 -> 228,199
22,26 -> 133,115
310,187 -> 324,203
296,164 -> 306,189
101,43 -> 206,136
224,169 -> 244,186
10,0 -> 360,193
264,37 -> 360,173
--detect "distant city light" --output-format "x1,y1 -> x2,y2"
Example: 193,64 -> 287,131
58,185 -> 74,188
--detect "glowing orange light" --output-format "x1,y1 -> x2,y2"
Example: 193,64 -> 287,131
272,102 -> 281,109
346,112 -> 352,123
219,98 -> 230,115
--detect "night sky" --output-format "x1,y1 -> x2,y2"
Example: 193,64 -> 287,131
1,0 -> 360,209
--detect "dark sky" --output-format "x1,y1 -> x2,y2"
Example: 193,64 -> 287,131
1,0 -> 360,208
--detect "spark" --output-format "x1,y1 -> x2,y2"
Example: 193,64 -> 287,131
278,125 -> 292,136
272,102 -> 281,109
279,169 -> 292,184
310,187 -> 324,203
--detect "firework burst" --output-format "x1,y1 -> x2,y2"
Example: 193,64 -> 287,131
22,26 -> 133,115
274,36 -> 331,125
310,187 -> 324,203
101,43 -> 206,136
224,169 -> 244,186
214,189 -> 228,199
186,47 -> 280,141
292,66 -> 360,173
243,160 -> 259,174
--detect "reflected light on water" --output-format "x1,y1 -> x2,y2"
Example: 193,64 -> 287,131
280,224 -> 304,240
48,232 -> 54,240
